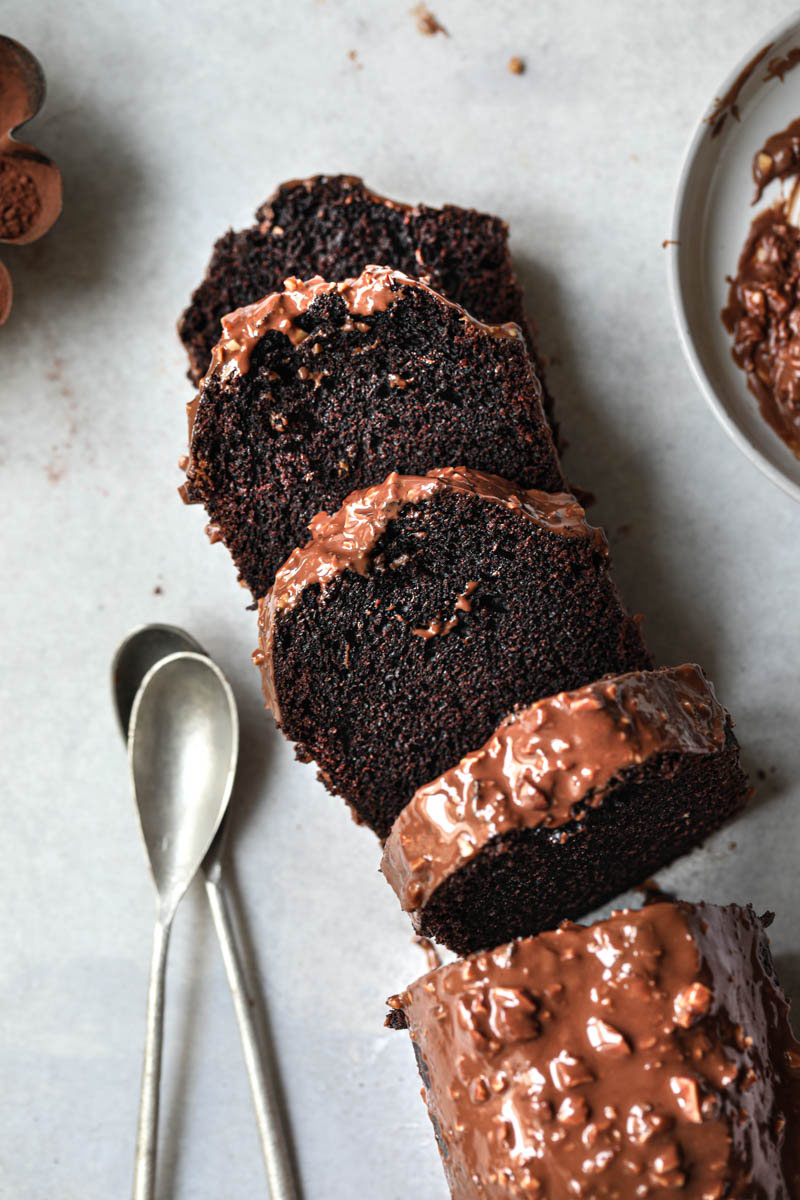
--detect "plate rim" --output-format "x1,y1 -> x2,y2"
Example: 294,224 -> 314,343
666,9 -> 800,505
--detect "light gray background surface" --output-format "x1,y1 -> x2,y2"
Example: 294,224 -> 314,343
2,3 -> 798,1196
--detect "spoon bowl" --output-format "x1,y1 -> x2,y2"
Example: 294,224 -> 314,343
128,651 -> 239,1200
113,624 -> 205,740
129,652 -> 238,914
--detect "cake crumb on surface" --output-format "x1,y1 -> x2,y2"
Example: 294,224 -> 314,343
411,4 -> 448,36
508,56 -> 525,74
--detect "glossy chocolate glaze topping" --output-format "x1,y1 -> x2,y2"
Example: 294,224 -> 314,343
261,467 -> 600,615
722,202 -> 800,457
382,666 -> 728,913
388,902 -> 800,1199
753,116 -> 800,202
254,469 -> 601,720
201,263 -> 522,383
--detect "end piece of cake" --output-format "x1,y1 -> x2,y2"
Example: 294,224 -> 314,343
177,173 -> 555,432
255,468 -> 651,837
387,901 -> 800,1198
382,665 -> 749,954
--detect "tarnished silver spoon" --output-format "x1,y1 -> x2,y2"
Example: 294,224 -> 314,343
115,628 -> 298,1200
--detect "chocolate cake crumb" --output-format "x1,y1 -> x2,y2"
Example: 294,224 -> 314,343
411,4 -> 448,36
507,56 -> 525,74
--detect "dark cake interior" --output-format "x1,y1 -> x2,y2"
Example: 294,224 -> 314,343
410,735 -> 747,955
257,469 -> 651,837
177,173 -> 555,433
382,665 -> 750,954
183,267 -> 562,597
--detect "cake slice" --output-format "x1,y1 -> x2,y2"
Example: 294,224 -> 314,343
387,901 -> 800,1199
177,174 -> 554,432
255,468 -> 651,837
181,266 -> 563,598
382,665 -> 749,954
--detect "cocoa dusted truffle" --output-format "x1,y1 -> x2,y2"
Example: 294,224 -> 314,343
177,174 -> 555,432
387,901 -> 800,1199
182,266 -> 563,598
255,468 -> 651,837
382,665 -> 749,954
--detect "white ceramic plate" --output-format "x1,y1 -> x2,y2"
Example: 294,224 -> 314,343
668,12 -> 800,502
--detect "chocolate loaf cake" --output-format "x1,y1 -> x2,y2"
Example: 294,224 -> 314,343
387,901 -> 800,1199
182,266 -> 563,597
382,666 -> 749,954
177,174 -> 554,431
255,468 -> 651,837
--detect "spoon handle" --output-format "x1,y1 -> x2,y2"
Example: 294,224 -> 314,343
204,875 -> 299,1200
133,916 -> 171,1200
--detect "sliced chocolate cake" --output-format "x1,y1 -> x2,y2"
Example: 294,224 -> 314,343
382,665 -> 749,954
255,468 -> 651,837
387,901 -> 800,1199
182,266 -> 563,597
177,174 -> 554,432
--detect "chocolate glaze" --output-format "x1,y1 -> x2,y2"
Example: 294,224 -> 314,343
204,267 -> 398,380
187,264 -> 523,440
752,117 -> 800,202
382,666 -> 727,914
413,580 -> 479,639
722,202 -> 800,456
255,469 -> 602,721
764,48 -> 800,83
388,901 -> 800,1199
261,467 -> 600,615
707,42 -> 774,139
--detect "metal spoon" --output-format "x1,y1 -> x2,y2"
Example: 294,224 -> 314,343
115,627 -> 299,1200
129,651 -> 238,1200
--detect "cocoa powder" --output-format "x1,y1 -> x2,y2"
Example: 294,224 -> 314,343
0,158 -> 41,239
